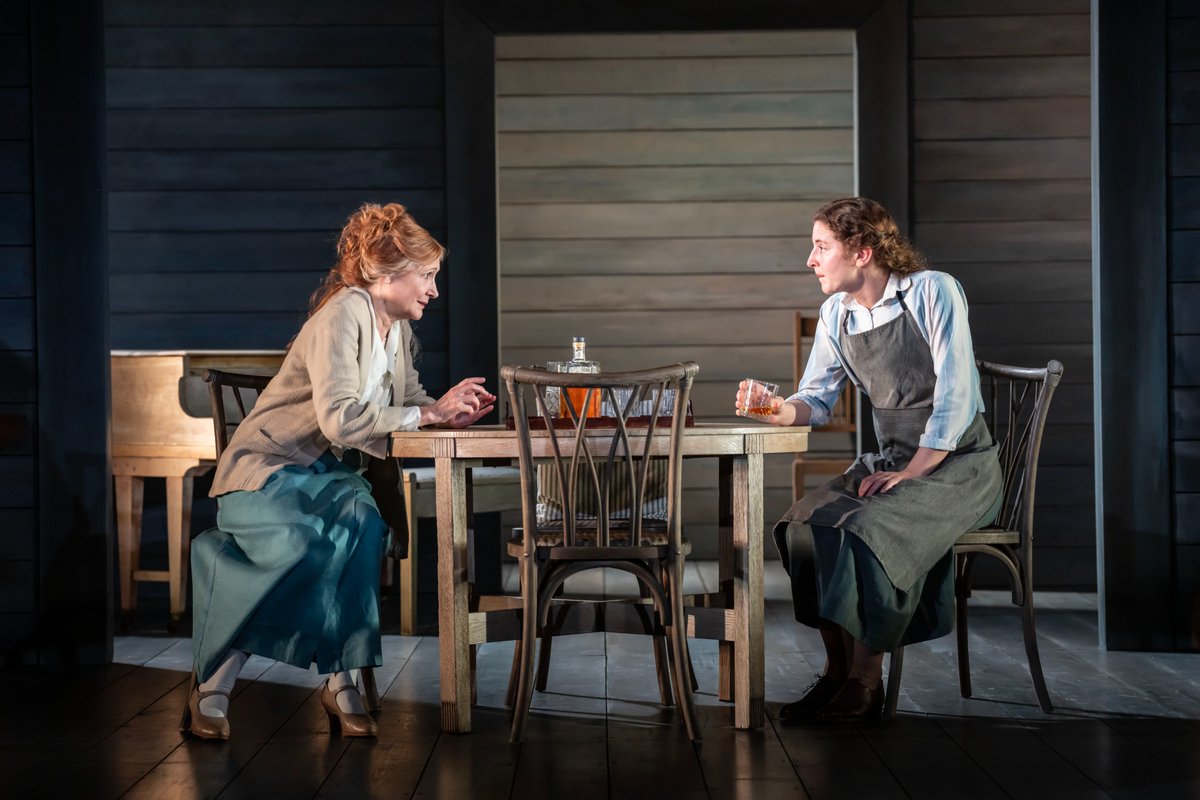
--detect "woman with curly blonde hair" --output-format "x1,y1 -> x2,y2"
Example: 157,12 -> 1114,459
736,197 -> 1001,723
183,203 -> 494,741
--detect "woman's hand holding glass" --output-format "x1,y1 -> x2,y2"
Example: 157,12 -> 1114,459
735,379 -> 790,425
420,377 -> 496,428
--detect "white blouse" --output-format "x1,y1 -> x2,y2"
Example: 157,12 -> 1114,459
347,288 -> 421,437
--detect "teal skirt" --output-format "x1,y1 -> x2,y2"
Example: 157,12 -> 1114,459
773,522 -> 954,652
191,452 -> 387,683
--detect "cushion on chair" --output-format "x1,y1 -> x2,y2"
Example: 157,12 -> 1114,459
404,465 -> 522,519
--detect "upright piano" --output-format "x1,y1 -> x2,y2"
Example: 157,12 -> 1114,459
111,350 -> 284,627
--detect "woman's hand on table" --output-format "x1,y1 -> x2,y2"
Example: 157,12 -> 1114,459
419,377 -> 496,428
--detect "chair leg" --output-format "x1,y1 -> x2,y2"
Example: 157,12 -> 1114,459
360,666 -> 381,712
666,561 -> 700,740
399,475 -> 419,636
660,561 -> 698,693
535,589 -> 566,692
956,579 -> 974,702
640,577 -> 674,706
509,557 -> 539,742
1021,595 -> 1054,713
883,647 -> 903,719
685,640 -> 698,693
470,644 -> 479,707
505,637 -> 522,709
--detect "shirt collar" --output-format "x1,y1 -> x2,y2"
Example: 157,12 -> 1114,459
347,285 -> 400,336
839,272 -> 911,310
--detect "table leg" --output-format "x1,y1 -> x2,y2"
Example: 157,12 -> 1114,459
114,474 -> 144,620
436,456 -> 471,733
732,449 -> 765,729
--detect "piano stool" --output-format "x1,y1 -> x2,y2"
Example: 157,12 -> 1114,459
111,350 -> 285,630
394,465 -> 522,636
113,458 -> 212,630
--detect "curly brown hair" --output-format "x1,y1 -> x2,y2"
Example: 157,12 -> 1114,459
309,202 -> 446,317
812,197 -> 927,276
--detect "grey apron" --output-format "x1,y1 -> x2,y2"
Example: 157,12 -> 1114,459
775,293 -> 1001,648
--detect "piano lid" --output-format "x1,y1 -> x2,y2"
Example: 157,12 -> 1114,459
111,350 -> 285,460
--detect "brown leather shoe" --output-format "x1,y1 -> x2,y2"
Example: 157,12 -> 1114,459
815,675 -> 884,723
179,673 -> 231,741
322,681 -> 378,737
778,673 -> 846,724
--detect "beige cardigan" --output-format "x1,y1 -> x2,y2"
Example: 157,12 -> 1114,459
210,288 -> 435,496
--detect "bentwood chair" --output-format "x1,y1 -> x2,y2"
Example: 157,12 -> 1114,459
527,433 -> 690,703
501,362 -> 700,742
202,368 -> 393,711
883,359 -> 1064,717
792,312 -> 859,501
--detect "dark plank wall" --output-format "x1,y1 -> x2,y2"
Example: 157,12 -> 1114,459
103,0 -> 450,393
1169,5 -> 1200,649
0,0 -> 37,658
910,0 -> 1095,588
31,0 -> 111,665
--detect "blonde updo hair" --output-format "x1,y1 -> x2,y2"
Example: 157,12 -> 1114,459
813,197 -> 927,276
309,202 -> 446,316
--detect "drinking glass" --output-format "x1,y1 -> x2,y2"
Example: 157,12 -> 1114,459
738,379 -> 779,420
541,361 -> 564,417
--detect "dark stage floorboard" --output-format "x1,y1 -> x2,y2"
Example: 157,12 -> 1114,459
3,562 -> 1199,799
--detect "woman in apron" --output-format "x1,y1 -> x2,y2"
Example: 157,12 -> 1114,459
735,197 -> 1001,723
182,203 -> 496,740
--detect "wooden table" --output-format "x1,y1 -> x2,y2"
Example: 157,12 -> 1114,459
388,422 -> 808,733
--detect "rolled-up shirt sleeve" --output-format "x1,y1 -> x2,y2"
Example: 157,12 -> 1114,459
915,272 -> 978,451
788,305 -> 849,427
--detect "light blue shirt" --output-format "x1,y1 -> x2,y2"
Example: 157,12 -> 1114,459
789,270 -> 984,451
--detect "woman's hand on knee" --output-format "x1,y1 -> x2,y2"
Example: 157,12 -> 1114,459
857,470 -> 913,497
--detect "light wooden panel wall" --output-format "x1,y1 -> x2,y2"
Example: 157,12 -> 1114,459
910,0 -> 1094,588
496,31 -> 856,549
1169,2 -> 1200,646
103,0 -> 450,391
0,0 -> 37,657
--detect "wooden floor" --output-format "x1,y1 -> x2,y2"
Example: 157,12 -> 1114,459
3,561 -> 1200,799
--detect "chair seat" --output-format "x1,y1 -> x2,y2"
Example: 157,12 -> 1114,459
956,527 -> 1019,546
404,465 -> 521,517
403,465 -> 520,488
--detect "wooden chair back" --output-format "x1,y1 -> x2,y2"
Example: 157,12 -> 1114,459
882,358 -> 1065,719
793,312 -> 857,432
975,359 -> 1065,545
201,368 -> 273,458
501,362 -> 698,553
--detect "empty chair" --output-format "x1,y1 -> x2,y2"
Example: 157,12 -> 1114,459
501,361 -> 700,742
884,359 -> 1064,716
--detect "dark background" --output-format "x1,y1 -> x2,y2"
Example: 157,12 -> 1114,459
0,0 -> 1195,664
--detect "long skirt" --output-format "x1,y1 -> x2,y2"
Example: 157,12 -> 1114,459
774,522 -> 955,652
191,452 -> 387,683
